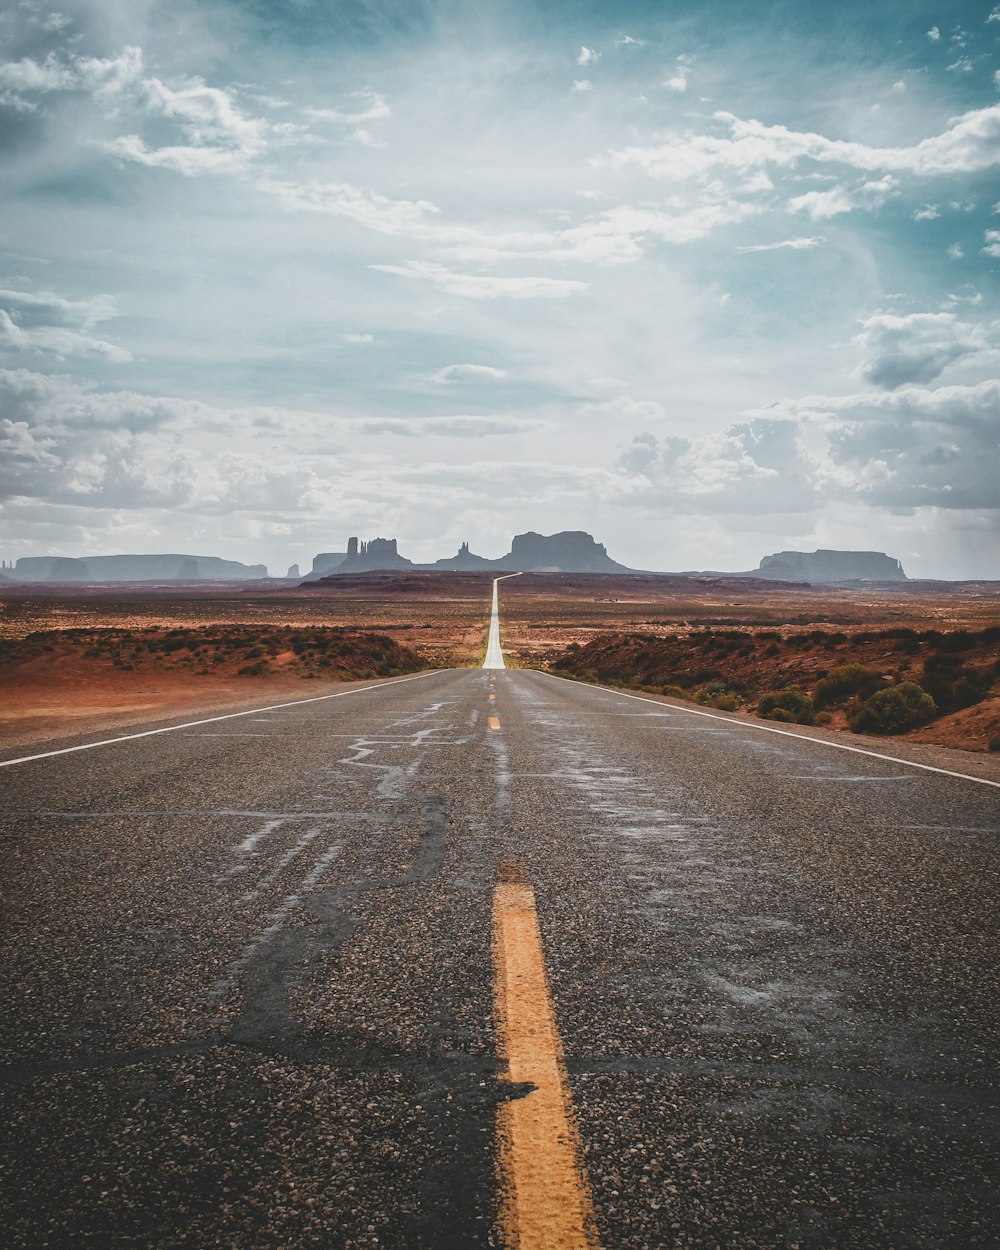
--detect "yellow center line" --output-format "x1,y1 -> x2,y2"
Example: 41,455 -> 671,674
493,878 -> 599,1250
488,715 -> 501,730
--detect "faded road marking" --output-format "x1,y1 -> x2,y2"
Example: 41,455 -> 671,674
493,880 -> 597,1250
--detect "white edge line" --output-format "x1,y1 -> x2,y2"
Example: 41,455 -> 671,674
0,670 -> 442,769
538,670 -> 1000,790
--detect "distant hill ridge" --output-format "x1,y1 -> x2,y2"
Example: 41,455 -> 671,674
5,539 -> 909,584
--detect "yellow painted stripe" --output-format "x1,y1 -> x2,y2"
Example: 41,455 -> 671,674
493,881 -> 598,1250
488,715 -> 501,730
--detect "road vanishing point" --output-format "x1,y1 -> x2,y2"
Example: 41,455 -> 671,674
1,578 -> 998,1249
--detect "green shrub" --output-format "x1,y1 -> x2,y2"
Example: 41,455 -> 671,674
814,710 -> 833,725
765,708 -> 797,723
814,663 -> 885,709
921,653 -> 990,714
758,686 -> 814,725
696,682 -> 741,711
848,683 -> 937,735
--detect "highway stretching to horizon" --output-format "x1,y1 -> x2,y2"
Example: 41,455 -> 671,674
1,578 -> 998,1248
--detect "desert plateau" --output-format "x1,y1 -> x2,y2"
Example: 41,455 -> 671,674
2,571 -> 998,756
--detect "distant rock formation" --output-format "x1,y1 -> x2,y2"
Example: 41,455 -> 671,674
497,531 -> 631,573
753,549 -> 907,583
434,541 -> 495,570
303,551 -> 348,580
339,537 -> 414,572
11,554 -> 268,582
311,529 -> 633,579
286,564 -> 301,580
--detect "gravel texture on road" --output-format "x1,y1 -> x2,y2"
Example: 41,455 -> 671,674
0,669 -> 997,1248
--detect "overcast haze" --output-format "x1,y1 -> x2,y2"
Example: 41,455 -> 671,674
1,0 -> 999,578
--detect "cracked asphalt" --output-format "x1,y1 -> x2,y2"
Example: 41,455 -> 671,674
0,668 -> 998,1249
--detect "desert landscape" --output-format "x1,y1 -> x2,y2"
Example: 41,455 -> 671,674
2,571 -> 998,754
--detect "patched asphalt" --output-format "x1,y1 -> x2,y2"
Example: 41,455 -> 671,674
1,668 -> 997,1248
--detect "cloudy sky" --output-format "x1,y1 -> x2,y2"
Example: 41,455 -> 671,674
1,0 -> 999,578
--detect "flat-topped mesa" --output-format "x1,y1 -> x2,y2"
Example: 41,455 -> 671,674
11,553 -> 268,582
338,536 -> 414,572
754,549 -> 907,583
499,530 -> 631,573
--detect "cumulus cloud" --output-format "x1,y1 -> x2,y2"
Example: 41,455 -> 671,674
618,380 -> 1000,515
616,419 -> 817,513
577,47 -> 599,66
984,229 -> 1000,257
369,260 -> 588,300
853,311 -> 991,388
0,368 -> 333,514
429,364 -> 508,383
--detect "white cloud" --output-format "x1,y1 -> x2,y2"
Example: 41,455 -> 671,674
913,205 -> 940,220
615,419 -> 816,512
983,229 -> 1000,257
429,364 -> 508,384
852,311 -> 991,388
947,56 -> 974,73
615,34 -> 646,47
736,236 -> 824,253
606,104 -> 1000,181
352,415 -> 534,438
303,90 -> 390,125
343,333 -> 374,343
572,79 -> 593,92
577,47 -> 599,66
0,288 -> 131,362
927,26 -> 941,41
988,6 -> 1000,21
664,55 -> 692,93
259,178 -> 441,234
369,261 -> 588,300
947,242 -> 964,259
0,45 -> 143,98
789,175 -> 897,220
100,71 -> 270,174
619,380 -> 1000,514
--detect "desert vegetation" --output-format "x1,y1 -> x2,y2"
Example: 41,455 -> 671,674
549,625 -> 1000,749
0,625 -> 426,683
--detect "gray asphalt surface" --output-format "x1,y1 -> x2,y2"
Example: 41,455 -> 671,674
1,668 -> 998,1249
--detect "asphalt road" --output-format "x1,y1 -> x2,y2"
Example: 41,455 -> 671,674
1,668 -> 998,1249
